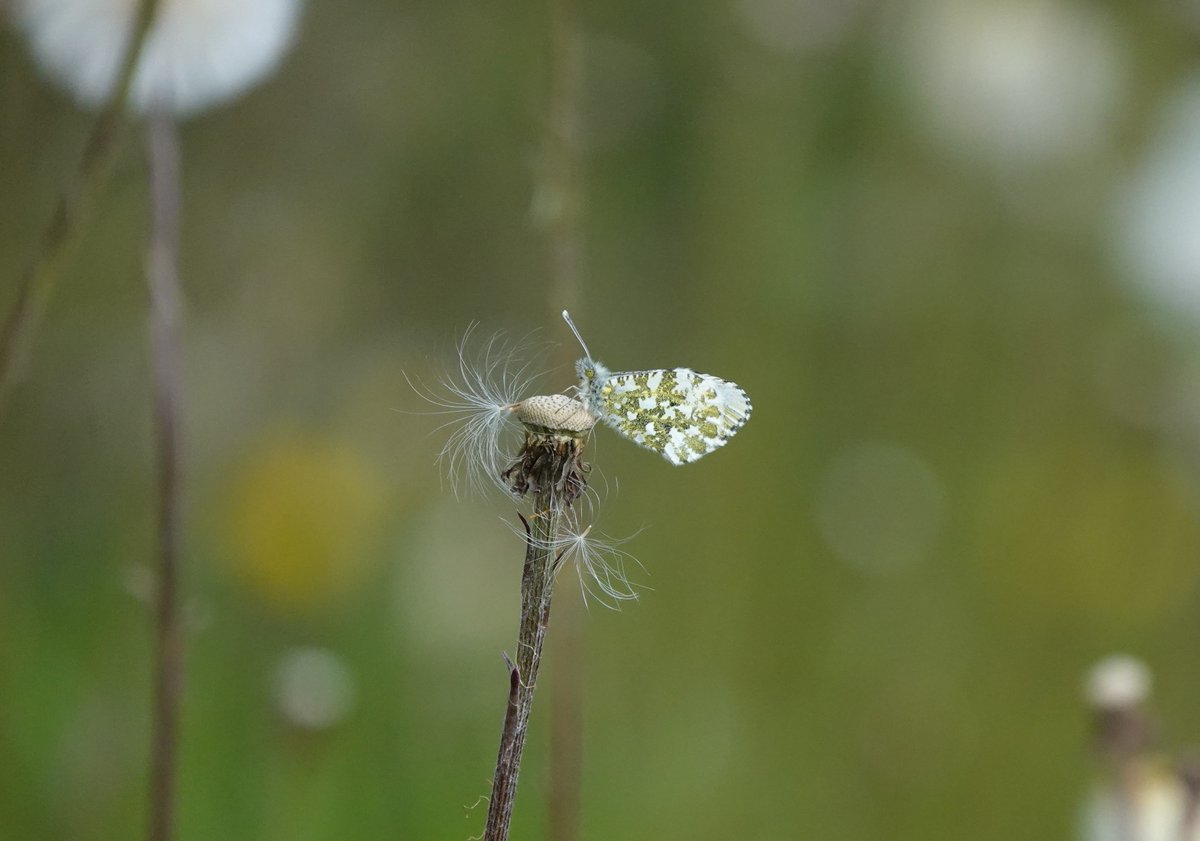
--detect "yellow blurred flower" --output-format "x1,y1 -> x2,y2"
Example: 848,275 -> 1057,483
224,431 -> 385,613
975,441 -> 1200,624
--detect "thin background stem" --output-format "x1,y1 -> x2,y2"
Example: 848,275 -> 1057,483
540,0 -> 584,317
538,1 -> 587,839
1093,703 -> 1152,841
145,108 -> 185,841
1180,760 -> 1200,841
483,485 -> 565,841
0,0 -> 161,419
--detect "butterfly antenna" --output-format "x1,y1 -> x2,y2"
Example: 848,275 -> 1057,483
562,310 -> 592,361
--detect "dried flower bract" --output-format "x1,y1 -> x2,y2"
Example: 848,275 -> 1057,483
502,429 -> 590,511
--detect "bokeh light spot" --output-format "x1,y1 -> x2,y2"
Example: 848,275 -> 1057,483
816,441 -> 947,575
274,646 -> 357,730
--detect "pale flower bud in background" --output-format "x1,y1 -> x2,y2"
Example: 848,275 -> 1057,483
1084,654 -> 1153,763
1085,654 -> 1152,710
12,0 -> 302,116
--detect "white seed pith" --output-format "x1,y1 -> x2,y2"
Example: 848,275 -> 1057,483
515,394 -> 598,433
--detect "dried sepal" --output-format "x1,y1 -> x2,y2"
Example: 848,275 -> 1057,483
502,430 -> 590,511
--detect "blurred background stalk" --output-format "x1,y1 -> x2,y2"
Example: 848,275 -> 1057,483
0,0 -> 161,419
537,0 -> 586,839
144,108 -> 185,841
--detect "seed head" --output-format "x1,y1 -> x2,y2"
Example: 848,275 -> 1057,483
515,394 -> 597,434
14,0 -> 302,116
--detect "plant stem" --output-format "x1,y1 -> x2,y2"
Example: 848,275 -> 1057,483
540,0 -> 584,318
145,108 -> 185,841
483,484 -> 564,841
1180,761 -> 1200,841
0,0 -> 161,420
539,1 -> 586,838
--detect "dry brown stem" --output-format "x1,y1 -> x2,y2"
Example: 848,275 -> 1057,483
482,432 -> 586,841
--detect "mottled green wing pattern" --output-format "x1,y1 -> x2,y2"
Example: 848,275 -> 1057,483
595,367 -> 752,465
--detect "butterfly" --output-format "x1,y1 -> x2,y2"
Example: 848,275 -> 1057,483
562,311 -> 752,465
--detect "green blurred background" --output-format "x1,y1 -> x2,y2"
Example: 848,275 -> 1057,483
4,0 -> 1200,838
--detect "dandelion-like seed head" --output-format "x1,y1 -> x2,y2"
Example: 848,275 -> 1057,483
410,322 -> 602,505
420,317 -> 647,608
14,0 -> 302,116
1086,654 -> 1152,711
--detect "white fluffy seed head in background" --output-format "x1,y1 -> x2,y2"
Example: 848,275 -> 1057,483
1084,654 -> 1152,710
13,0 -> 302,116
894,0 -> 1125,171
1116,74 -> 1200,319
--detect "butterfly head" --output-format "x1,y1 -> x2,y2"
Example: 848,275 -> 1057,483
574,357 -> 609,386
574,356 -> 610,412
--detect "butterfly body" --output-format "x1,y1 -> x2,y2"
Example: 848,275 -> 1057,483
576,357 -> 752,465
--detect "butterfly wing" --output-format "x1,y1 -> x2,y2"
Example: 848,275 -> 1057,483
595,368 -> 751,465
